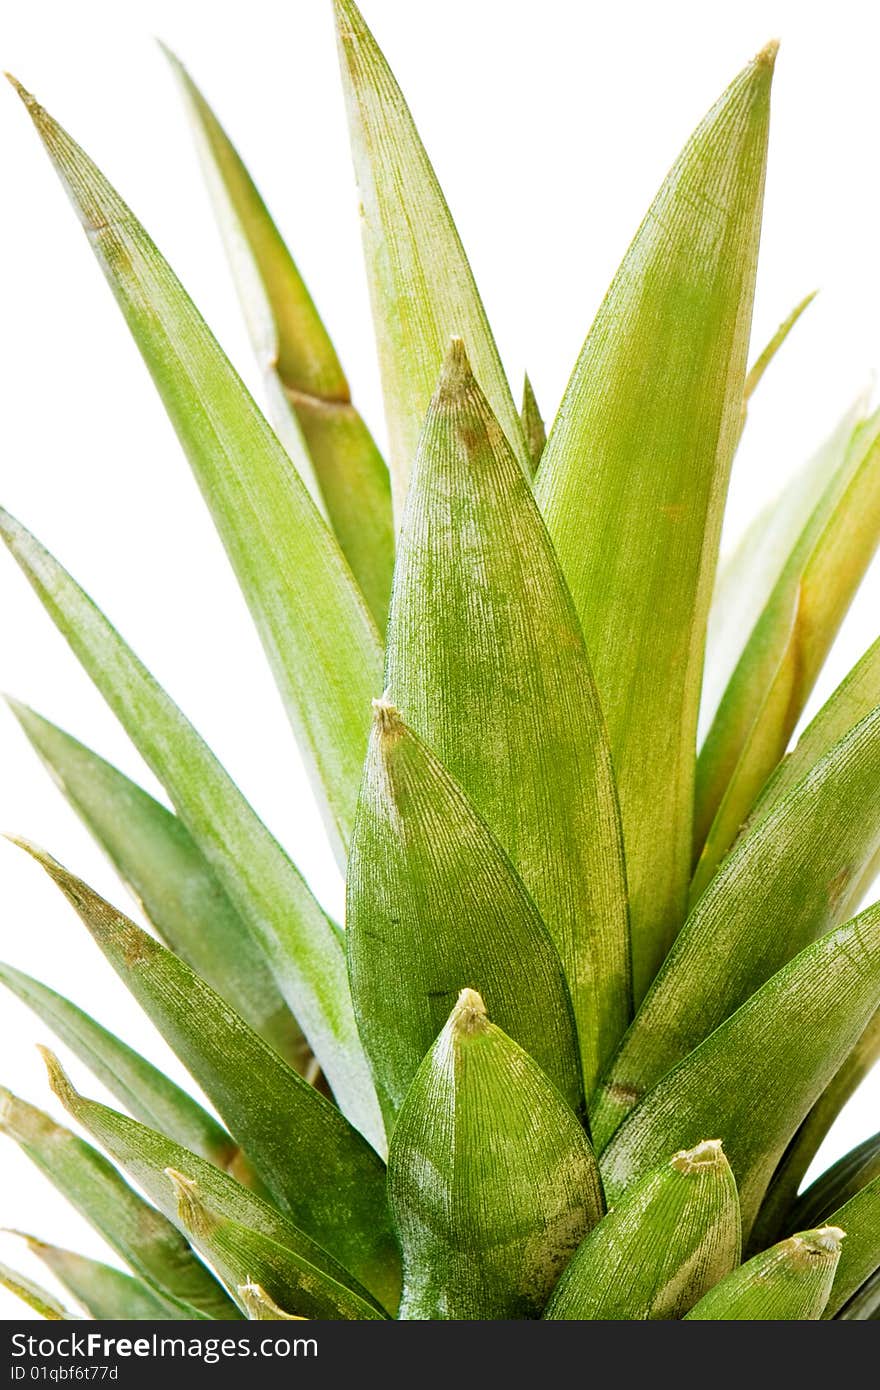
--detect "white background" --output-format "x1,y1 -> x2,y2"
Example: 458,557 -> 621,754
2,0 -> 880,1318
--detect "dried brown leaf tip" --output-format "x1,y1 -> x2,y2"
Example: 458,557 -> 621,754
671,1138 -> 725,1174
450,987 -> 489,1039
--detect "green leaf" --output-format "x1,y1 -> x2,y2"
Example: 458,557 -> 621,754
7,699 -> 308,1073
347,702 -> 583,1127
789,1132 -> 880,1235
388,990 -> 603,1320
164,1170 -> 386,1320
520,373 -> 546,471
685,1226 -> 843,1320
238,1283 -> 303,1320
599,902 -> 880,1233
333,0 -> 528,518
16,842 -> 399,1311
0,1086 -> 236,1318
836,1267 -> 880,1320
0,961 -> 240,1175
694,410 -> 880,890
594,705 -> 880,1144
740,632 -> 880,834
818,1171 -> 880,1318
544,1139 -> 740,1320
699,395 -> 865,755
0,1262 -> 71,1320
164,49 -> 394,630
752,1006 -> 880,1248
9,76 -> 383,862
18,1236 -> 177,1320
0,511 -> 382,1151
534,47 -> 774,1000
743,289 -> 817,403
385,341 -> 629,1094
42,1053 -> 391,1320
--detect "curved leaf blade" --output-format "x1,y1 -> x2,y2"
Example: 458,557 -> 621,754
0,1086 -> 236,1319
19,1237 -> 177,1321
534,46 -> 775,999
386,341 -> 630,1094
42,1054 -> 391,1320
165,49 -> 394,629
9,76 -> 384,859
520,373 -> 546,472
790,1131 -> 880,1234
595,706 -> 880,1142
388,990 -> 603,1320
333,0 -> 528,518
823,1175 -> 880,1318
699,395 -> 864,749
16,842 -> 398,1311
544,1139 -> 740,1320
347,702 -> 583,1126
0,1262 -> 70,1320
695,410 -> 880,888
752,1006 -> 880,1248
0,961 -> 238,1174
685,1226 -> 842,1320
0,511 -> 382,1150
742,289 -> 817,403
7,698 -> 308,1073
599,903 -> 880,1233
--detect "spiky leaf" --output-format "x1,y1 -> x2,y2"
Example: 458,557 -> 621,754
347,703 -> 583,1126
544,1140 -> 740,1320
685,1227 -> 843,1320
42,1054 -> 391,1319
595,706 -> 880,1141
0,1262 -> 70,1320
699,394 -> 863,747
599,903 -> 880,1232
7,699 -> 306,1071
534,46 -> 774,998
388,990 -> 603,1320
385,340 -> 629,1093
9,76 -> 383,861
0,1087 -> 235,1318
165,49 -> 393,628
0,961 -> 238,1173
20,1237 -> 177,1320
0,511 -> 381,1149
333,0 -> 528,516
17,843 -> 397,1308
520,374 -> 546,471
695,410 -> 880,887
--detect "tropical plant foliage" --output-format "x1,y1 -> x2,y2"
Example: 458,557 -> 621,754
2,0 -> 880,1321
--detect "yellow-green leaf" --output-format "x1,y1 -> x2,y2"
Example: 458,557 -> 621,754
7,698 -> 308,1074
594,705 -> 880,1143
333,0 -> 528,518
0,511 -> 381,1150
385,341 -> 629,1094
694,409 -> 880,892
685,1226 -> 843,1320
0,1086 -> 236,1319
9,77 -> 383,861
534,46 -> 774,1000
18,1237 -> 179,1321
544,1140 -> 740,1320
347,702 -> 583,1127
42,1055 -> 392,1319
165,49 -> 394,629
16,842 -> 397,1310
600,903 -> 880,1234
388,990 -> 603,1320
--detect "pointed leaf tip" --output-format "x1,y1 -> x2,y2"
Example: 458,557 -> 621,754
164,1168 -> 218,1240
450,987 -> 488,1037
37,1045 -> 79,1113
671,1138 -> 726,1173
371,695 -> 404,736
756,38 -> 780,69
